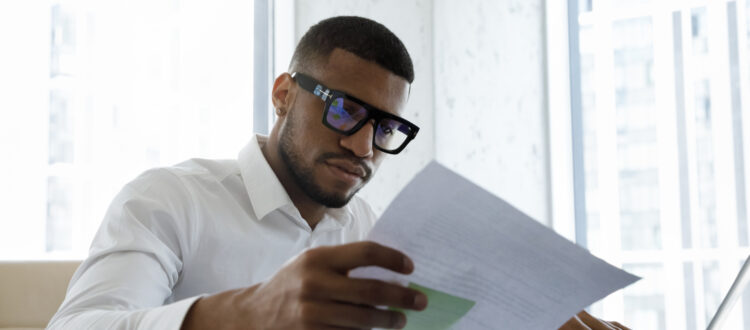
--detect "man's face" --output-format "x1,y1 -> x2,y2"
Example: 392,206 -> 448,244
278,49 -> 410,208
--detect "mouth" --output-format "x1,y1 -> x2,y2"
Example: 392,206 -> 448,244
323,159 -> 369,185
325,163 -> 363,184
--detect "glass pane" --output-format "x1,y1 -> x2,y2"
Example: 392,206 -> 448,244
50,3 -> 76,77
46,176 -> 72,252
690,7 -> 718,249
623,263 -> 666,329
49,89 -> 74,164
684,262 -> 697,330
578,0 -> 592,13
612,17 -> 661,250
724,258 -> 750,329
579,23 -> 602,251
0,0 -> 255,259
703,260 -> 722,324
612,0 -> 651,10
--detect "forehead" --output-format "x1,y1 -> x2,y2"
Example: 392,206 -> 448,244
311,48 -> 410,115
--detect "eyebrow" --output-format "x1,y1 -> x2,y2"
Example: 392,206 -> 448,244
325,82 -> 396,114
294,72 -> 402,115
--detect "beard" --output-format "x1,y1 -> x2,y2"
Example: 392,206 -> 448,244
277,109 -> 370,208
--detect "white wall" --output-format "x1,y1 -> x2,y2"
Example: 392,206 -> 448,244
433,0 -> 550,224
294,0 -> 436,215
293,0 -> 550,224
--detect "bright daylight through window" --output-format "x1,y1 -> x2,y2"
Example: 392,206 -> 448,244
0,0 -> 254,259
572,0 -> 750,329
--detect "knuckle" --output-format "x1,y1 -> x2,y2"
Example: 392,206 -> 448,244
361,281 -> 385,303
298,276 -> 320,298
401,289 -> 415,307
366,311 -> 382,327
300,322 -> 321,330
299,248 -> 322,266
297,302 -> 317,322
352,308 -> 378,326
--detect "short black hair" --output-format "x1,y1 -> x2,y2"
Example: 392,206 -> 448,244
290,16 -> 414,83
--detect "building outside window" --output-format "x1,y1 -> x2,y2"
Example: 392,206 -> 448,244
572,0 -> 750,328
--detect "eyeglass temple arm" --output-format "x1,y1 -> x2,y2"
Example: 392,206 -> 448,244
313,85 -> 331,101
292,72 -> 331,102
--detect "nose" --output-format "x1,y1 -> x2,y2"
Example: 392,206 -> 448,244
339,122 -> 375,158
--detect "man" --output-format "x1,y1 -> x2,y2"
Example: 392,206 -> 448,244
49,16 -> 626,329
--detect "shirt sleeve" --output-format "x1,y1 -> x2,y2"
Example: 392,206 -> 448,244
48,169 -> 201,330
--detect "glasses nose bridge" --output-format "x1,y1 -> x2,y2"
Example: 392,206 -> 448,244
345,115 -> 377,138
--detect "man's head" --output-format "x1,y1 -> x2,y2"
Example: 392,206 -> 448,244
269,16 -> 415,208
289,16 -> 414,84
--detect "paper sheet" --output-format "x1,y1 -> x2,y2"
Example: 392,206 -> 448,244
350,161 -> 640,329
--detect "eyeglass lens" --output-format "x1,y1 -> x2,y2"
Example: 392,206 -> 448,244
325,96 -> 411,151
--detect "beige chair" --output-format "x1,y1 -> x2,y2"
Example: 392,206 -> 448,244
0,261 -> 81,330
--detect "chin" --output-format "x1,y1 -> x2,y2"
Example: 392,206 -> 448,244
312,184 -> 360,208
322,188 -> 358,207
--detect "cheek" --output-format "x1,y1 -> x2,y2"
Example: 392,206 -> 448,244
289,106 -> 337,153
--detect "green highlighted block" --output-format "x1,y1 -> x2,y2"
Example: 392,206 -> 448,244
391,282 -> 476,330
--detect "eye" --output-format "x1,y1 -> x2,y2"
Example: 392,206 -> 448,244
343,104 -> 360,114
380,126 -> 394,135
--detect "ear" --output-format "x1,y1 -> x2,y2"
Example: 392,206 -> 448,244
271,73 -> 295,117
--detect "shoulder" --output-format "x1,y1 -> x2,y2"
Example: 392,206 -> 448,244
126,158 -> 239,195
106,158 -> 239,225
95,159 -> 238,252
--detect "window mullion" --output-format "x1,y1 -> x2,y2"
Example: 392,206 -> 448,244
590,0 -> 626,321
652,7 -> 689,329
738,0 -> 750,252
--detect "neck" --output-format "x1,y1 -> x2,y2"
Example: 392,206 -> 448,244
261,137 -> 327,230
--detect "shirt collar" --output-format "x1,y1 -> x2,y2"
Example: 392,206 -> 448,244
237,134 -> 353,228
238,134 -> 295,221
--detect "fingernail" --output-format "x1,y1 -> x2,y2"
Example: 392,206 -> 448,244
414,293 -> 427,310
403,256 -> 414,272
395,313 -> 406,328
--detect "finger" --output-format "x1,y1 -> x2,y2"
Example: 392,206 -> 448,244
303,301 -> 407,329
314,241 -> 414,274
576,311 -> 616,330
309,326 -> 365,330
315,276 -> 427,311
306,326 -> 352,330
558,314 -> 592,330
609,321 -> 630,330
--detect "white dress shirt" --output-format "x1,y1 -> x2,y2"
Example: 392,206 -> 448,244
48,135 -> 377,330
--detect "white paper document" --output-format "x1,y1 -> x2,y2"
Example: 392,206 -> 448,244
351,161 -> 640,329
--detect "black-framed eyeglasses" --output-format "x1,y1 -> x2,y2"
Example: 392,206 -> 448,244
291,72 -> 419,154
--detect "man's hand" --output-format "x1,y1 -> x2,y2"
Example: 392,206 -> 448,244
559,310 -> 630,330
181,241 -> 427,330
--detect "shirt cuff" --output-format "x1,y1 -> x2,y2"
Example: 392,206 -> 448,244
140,295 -> 206,330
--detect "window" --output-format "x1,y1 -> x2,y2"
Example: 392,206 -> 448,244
0,0 -> 259,259
564,0 -> 750,328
